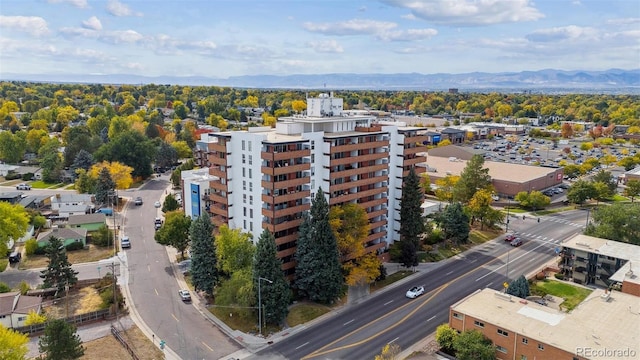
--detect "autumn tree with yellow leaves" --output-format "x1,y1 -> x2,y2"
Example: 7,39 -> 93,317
89,161 -> 134,189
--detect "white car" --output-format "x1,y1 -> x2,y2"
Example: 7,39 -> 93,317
178,289 -> 191,302
406,286 -> 425,299
16,183 -> 31,190
154,201 -> 161,208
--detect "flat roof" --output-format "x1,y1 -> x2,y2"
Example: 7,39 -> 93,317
563,234 -> 640,262
423,156 -> 559,183
609,261 -> 640,285
452,288 -> 639,358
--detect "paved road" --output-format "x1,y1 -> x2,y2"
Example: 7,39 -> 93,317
254,210 -> 587,360
123,177 -> 240,360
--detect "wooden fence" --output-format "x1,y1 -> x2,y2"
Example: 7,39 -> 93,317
111,325 -> 140,360
14,308 -> 111,335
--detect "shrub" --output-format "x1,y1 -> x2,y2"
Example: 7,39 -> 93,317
91,225 -> 113,247
22,173 -> 35,181
554,273 -> 564,280
535,272 -> 546,280
425,228 -> 445,245
5,172 -> 22,180
34,246 -> 47,255
0,282 -> 11,293
388,242 -> 401,262
19,280 -> 31,295
65,241 -> 85,251
25,238 -> 38,255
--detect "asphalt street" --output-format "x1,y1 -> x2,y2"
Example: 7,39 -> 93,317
254,209 -> 587,360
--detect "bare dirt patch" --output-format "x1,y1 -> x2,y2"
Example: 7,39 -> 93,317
44,286 -> 104,319
81,325 -> 164,360
20,245 -> 115,270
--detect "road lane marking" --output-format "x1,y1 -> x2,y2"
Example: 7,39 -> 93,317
154,288 -> 158,295
388,337 -> 399,344
202,341 -> 214,352
475,241 -> 552,282
296,342 -> 309,350
148,265 -> 151,272
383,300 -> 393,306
486,282 -> 493,287
446,271 -> 454,275
343,320 -> 354,326
172,313 -> 179,322
427,315 -> 436,322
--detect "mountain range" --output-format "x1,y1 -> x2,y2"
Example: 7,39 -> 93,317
2,69 -> 639,93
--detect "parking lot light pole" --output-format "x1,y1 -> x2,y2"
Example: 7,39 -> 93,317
258,277 -> 273,336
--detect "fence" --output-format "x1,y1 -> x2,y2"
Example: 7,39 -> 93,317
14,308 -> 110,335
111,324 -> 140,360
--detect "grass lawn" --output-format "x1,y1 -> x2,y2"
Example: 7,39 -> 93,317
371,270 -> 414,292
505,207 -> 526,214
19,245 -> 115,270
469,228 -> 500,245
530,280 -> 592,311
29,180 -> 62,189
286,302 -> 332,327
208,306 -> 259,334
534,206 -> 575,215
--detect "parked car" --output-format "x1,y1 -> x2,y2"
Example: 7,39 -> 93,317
178,289 -> 191,302
154,201 -> 161,208
134,197 -> 143,206
510,238 -> 523,247
406,286 -> 425,299
505,233 -> 517,242
96,208 -> 114,216
121,236 -> 131,249
8,251 -> 22,263
154,217 -> 163,231
16,183 -> 31,190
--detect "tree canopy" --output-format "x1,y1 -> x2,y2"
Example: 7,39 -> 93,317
0,202 -> 29,258
189,214 -> 218,295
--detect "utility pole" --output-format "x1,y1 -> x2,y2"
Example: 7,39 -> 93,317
258,277 -> 273,336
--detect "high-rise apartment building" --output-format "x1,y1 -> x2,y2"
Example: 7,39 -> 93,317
186,93 -> 428,276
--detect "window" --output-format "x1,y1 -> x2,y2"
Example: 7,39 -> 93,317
249,169 -> 252,178
249,196 -> 253,205
250,209 -> 253,218
242,154 -> 246,164
242,140 -> 245,151
248,142 -> 252,151
250,222 -> 253,231
243,168 -> 246,177
249,155 -> 252,165
496,346 -> 507,354
497,329 -> 509,337
538,344 -> 544,351
474,320 -> 484,328
520,356 -> 528,360
243,220 -> 246,229
243,207 -> 246,216
452,312 -> 462,319
243,194 -> 246,203
522,338 -> 528,345
243,180 -> 246,191
249,182 -> 253,191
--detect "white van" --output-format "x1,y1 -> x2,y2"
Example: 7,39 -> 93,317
121,236 -> 131,249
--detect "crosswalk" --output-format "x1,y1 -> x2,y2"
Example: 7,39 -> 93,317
511,216 -> 584,246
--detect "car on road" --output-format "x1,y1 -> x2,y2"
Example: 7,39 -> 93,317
154,217 -> 163,231
134,197 -> 143,206
178,289 -> 191,302
121,236 -> 131,249
406,286 -> 425,299
510,238 -> 523,247
16,183 -> 31,190
8,251 -> 22,263
505,233 -> 517,242
154,201 -> 161,208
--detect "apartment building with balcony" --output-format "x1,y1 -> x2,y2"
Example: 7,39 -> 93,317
560,234 -> 640,293
186,93 -> 428,277
449,288 -> 639,360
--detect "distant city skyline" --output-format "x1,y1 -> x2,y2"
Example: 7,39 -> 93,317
1,0 -> 638,79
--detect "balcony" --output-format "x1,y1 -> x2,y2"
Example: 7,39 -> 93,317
404,135 -> 430,144
330,175 -> 388,192
329,140 -> 389,154
359,197 -> 388,210
274,233 -> 298,246
210,168 -> 227,179
366,231 -> 387,243
262,190 -> 310,204
369,219 -> 387,230
208,142 -> 227,153
329,164 -> 388,180
404,157 -> 425,167
262,203 -> 310,218
267,218 -> 304,233
209,180 -> 228,192
209,204 -> 228,217
332,152 -> 387,166
208,155 -> 227,166
404,146 -> 426,156
262,163 -> 310,176
262,149 -> 310,161
367,208 -> 387,219
208,192 -> 228,205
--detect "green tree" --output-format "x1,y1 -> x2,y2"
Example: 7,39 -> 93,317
435,323 -> 459,355
0,324 -> 29,360
591,170 -> 616,195
154,210 -> 191,258
215,268 -> 254,321
438,203 -> 470,244
74,169 -> 97,194
0,130 -> 27,164
295,189 -> 343,304
507,275 -> 530,298
189,214 -> 218,296
434,175 -> 459,203
329,203 -> 368,262
40,236 -> 79,296
215,225 -> 255,275
466,188 -> 494,229
453,329 -> 495,360
563,164 -> 583,178
514,191 -> 550,211
0,202 -> 29,259
585,203 -> 640,245
453,154 -> 492,203
567,180 -> 596,205
0,282 -> 10,293
39,138 -> 63,183
156,141 -> 178,169
162,194 -> 180,213
253,229 -> 290,325
94,167 -> 115,206
399,167 -> 424,268
38,319 -> 85,360
624,179 -> 640,202
374,343 -> 402,360
94,130 -> 156,179
70,149 -> 94,173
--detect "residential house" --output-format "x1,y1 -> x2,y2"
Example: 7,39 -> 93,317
67,213 -> 107,232
0,192 -> 24,205
37,227 -> 87,248
50,193 -> 94,218
0,292 -> 43,329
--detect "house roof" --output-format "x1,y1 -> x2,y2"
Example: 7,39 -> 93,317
68,213 -> 106,226
13,294 -> 42,314
37,227 -> 87,242
0,292 -> 18,316
563,234 -> 640,262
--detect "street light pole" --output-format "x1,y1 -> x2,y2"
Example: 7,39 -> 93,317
258,277 -> 273,336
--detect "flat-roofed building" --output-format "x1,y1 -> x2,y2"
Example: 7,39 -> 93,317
422,154 -> 563,197
449,288 -> 639,360
560,234 -> 640,293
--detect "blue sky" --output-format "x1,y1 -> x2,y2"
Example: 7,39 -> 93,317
1,0 -> 638,78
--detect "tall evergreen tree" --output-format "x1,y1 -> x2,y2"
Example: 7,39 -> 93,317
253,229 -> 290,325
295,188 -> 343,304
95,167 -> 115,206
189,214 -> 218,296
399,167 -> 424,268
453,154 -> 492,203
439,203 -> 470,245
70,149 -> 94,173
40,237 -> 79,296
38,319 -> 84,359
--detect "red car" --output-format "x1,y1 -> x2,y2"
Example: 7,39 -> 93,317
505,233 -> 517,242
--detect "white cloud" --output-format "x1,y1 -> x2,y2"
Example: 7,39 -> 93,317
381,0 -> 544,26
46,0 -> 88,8
605,18 -> 640,26
377,28 -> 438,41
82,16 -> 102,31
303,19 -> 397,36
526,25 -> 598,42
0,16 -> 49,36
106,0 -> 142,17
307,40 -> 344,53
101,30 -> 145,44
401,13 -> 417,20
